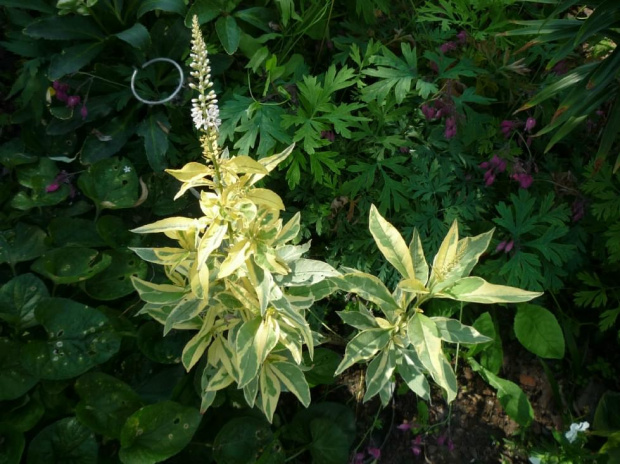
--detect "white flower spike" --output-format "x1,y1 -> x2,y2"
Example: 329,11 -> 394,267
565,421 -> 589,443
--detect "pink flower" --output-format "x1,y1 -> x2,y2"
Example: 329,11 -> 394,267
512,173 -> 533,189
411,436 -> 423,457
490,154 -> 507,172
397,422 -> 412,431
457,30 -> 468,44
367,447 -> 381,460
421,104 -> 436,120
447,439 -> 455,452
353,452 -> 365,464
500,120 -> 517,138
504,240 -> 514,253
45,182 -> 60,193
67,95 -> 81,108
496,241 -> 507,252
440,41 -> 457,54
484,170 -> 495,186
444,116 -> 457,139
437,433 -> 446,446
525,117 -> 536,132
80,104 -> 88,120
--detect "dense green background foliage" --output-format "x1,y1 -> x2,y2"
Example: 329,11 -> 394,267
1,0 -> 619,462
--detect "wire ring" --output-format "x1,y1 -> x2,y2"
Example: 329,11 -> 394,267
130,57 -> 184,105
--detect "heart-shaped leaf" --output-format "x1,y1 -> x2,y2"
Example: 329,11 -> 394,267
82,250 -> 148,300
0,338 -> 39,401
31,247 -> 112,284
27,417 -> 98,464
0,273 -> 48,330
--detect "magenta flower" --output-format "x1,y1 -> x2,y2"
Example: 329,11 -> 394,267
525,117 -> 536,132
421,104 -> 436,120
45,182 -> 60,193
80,104 -> 88,120
490,154 -> 507,172
353,452 -> 365,464
457,30 -> 468,44
500,120 -> 517,138
444,116 -> 457,139
397,422 -> 412,431
504,240 -> 514,253
411,436 -> 423,457
512,172 -> 533,189
496,241 -> 507,252
440,41 -> 458,54
447,439 -> 455,452
67,95 -> 81,108
484,170 -> 495,186
367,447 -> 381,460
321,130 -> 335,142
436,433 -> 446,446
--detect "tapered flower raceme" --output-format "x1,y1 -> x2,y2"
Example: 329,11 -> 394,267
189,16 -> 221,134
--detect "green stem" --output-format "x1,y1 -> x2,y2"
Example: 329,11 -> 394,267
285,445 -> 311,462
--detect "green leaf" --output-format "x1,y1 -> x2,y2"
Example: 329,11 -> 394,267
0,223 -> 47,268
75,373 -> 143,440
331,272 -> 399,318
0,338 -> 39,401
185,0 -> 221,26
80,116 -> 135,165
442,277 -> 543,304
24,16 -> 104,41
137,322 -> 190,364
271,360 -> 311,407
83,250 -> 148,301
303,348 -> 341,386
22,298 -> 121,380
432,317 -> 492,344
362,43 -> 418,104
514,304 -> 565,359
31,247 -> 112,284
137,111 -> 170,172
0,0 -> 54,12
363,344 -> 396,402
48,42 -> 105,80
337,307 -> 379,331
0,273 -> 48,330
259,363 -> 281,422
594,391 -> 620,432
308,418 -> 351,464
49,217 -> 107,248
469,359 -> 533,427
213,417 -> 281,464
137,0 -> 186,18
0,423 -> 24,464
335,328 -> 391,375
398,349 -> 430,400
116,23 -> 151,51
368,204 -> 415,280
27,418 -> 98,464
216,15 -> 241,55
407,313 -> 457,402
119,401 -> 202,464
469,312 -> 503,375
78,157 -> 139,210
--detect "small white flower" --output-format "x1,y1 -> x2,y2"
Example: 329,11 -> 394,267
123,166 -> 131,173
565,421 -> 589,443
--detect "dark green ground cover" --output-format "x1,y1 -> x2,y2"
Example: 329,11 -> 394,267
1,0 -> 620,462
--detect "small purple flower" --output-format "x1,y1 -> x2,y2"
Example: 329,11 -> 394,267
45,182 -> 60,193
490,154 -> 507,172
484,170 -> 495,186
80,104 -> 88,120
504,240 -> 514,253
457,30 -> 468,44
367,447 -> 381,460
496,241 -> 507,252
440,41 -> 458,54
52,81 -> 69,93
525,117 -> 536,132
512,172 -> 533,189
67,95 -> 81,108
321,130 -> 335,142
500,120 -> 517,138
444,116 -> 457,139
55,90 -> 68,102
353,452 -> 365,464
447,439 -> 455,452
436,433 -> 446,446
421,104 -> 436,120
411,436 -> 423,456
397,422 -> 412,431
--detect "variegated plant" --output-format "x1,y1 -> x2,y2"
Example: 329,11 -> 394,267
332,205 -> 543,405
129,16 -> 339,422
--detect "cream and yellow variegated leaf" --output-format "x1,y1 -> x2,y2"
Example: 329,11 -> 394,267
409,228 -> 429,286
441,276 -> 543,304
223,155 -> 269,175
196,222 -> 227,268
270,360 -> 311,407
243,375 -> 259,408
335,328 -> 392,375
398,278 -> 429,295
232,199 -> 258,223
131,276 -> 187,304
276,258 -> 340,287
236,316 -> 279,387
217,239 -> 251,279
369,205 -> 415,280
200,366 -> 218,413
246,188 -> 285,211
363,343 -> 397,402
247,256 -> 273,316
138,303 -> 202,330
259,363 -> 281,423
428,220 -> 459,287
131,217 -> 203,234
274,212 -> 301,245
254,246 -> 290,275
226,278 -> 260,314
174,179 -> 213,200
166,162 -> 211,182
276,242 -> 311,263
278,324 -> 304,364
189,262 -> 210,300
398,349 -> 431,400
331,272 -> 400,321
245,144 -> 295,186
271,296 -> 313,358
431,317 -> 492,344
182,322 -> 212,371
205,365 -> 235,392
164,296 -> 209,335
129,247 -> 191,266
285,294 -> 315,310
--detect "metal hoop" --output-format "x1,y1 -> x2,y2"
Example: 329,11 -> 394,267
130,57 -> 184,105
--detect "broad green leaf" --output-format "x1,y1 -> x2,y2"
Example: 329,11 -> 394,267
409,228 -> 429,285
363,344 -> 396,402
432,317 -> 492,344
185,1 -> 221,26
22,299 -> 121,380
49,217 -> 106,248
470,359 -> 533,427
75,373 -> 143,440
398,349 -> 430,400
216,15 -> 241,55
259,364 -> 281,423
335,328 -> 391,375
83,250 -> 148,301
48,42 -> 105,80
594,391 -> 620,433
0,273 -> 48,329
116,23 -> 151,50
97,215 -> 141,248
331,272 -> 399,318
469,312 -> 503,375
137,0 -> 186,18
137,322 -> 190,364
119,401 -> 202,464
271,360 -> 311,407
442,276 -> 543,304
137,111 -> 170,172
0,223 -> 47,268
0,393 -> 44,433
31,247 -> 111,284
407,313 -> 456,402
514,304 -> 565,359
24,16 -> 104,41
303,348 -> 341,386
78,157 -> 139,209
212,417 -> 280,464
0,338 -> 39,401
131,277 -> 186,305
0,423 -> 24,464
0,0 -> 54,12
27,418 -> 97,464
428,220 -> 459,289
80,116 -> 135,164
368,204 -> 415,280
